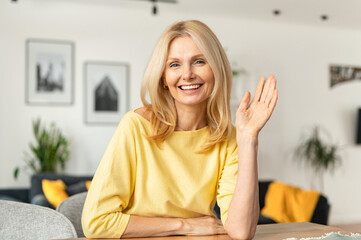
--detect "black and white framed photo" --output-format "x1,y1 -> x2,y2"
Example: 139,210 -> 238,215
84,61 -> 129,124
26,39 -> 74,105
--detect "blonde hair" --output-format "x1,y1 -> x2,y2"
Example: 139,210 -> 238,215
141,20 -> 233,151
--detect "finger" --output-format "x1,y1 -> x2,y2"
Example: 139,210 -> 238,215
215,218 -> 223,225
252,76 -> 266,103
238,91 -> 251,112
268,89 -> 278,111
265,78 -> 277,105
217,226 -> 227,234
260,75 -> 274,102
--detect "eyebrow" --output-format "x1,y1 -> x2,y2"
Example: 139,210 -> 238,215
167,54 -> 205,61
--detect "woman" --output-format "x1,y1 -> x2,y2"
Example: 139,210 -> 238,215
82,20 -> 278,240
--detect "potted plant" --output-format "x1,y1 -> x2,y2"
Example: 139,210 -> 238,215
14,118 -> 70,179
295,126 -> 342,191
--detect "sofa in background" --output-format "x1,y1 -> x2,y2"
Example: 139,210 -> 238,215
213,180 -> 330,225
0,177 -> 330,225
0,173 -> 92,209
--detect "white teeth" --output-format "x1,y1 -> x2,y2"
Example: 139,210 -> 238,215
180,84 -> 201,90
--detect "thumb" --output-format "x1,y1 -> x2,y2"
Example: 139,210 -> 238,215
238,91 -> 251,112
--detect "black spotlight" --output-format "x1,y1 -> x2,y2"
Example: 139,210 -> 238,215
321,15 -> 328,21
273,9 -> 281,16
151,0 -> 158,15
357,108 -> 361,144
152,5 -> 157,15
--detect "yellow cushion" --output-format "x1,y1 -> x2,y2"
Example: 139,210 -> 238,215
42,179 -> 69,208
86,180 -> 91,190
261,181 -> 320,223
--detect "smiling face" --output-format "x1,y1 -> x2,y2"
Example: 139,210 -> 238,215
163,36 -> 215,113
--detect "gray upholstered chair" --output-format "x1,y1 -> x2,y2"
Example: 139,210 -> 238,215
0,200 -> 77,240
56,192 -> 87,237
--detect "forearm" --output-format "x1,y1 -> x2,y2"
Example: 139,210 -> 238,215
122,214 -> 226,238
122,215 -> 183,238
225,134 -> 260,240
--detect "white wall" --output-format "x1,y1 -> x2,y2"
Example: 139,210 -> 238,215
1,0 -> 360,224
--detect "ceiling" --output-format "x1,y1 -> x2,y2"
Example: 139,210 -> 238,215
28,0 -> 361,30
151,0 -> 361,30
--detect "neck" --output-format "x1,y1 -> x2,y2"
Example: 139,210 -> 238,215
174,104 -> 207,131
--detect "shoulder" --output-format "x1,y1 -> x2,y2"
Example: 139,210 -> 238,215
134,107 -> 152,122
115,108 -> 152,136
116,109 -> 144,130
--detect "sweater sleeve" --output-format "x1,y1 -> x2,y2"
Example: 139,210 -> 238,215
216,129 -> 238,226
82,113 -> 137,238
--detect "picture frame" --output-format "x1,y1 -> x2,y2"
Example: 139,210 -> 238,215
329,64 -> 361,88
84,61 -> 129,124
26,39 -> 74,105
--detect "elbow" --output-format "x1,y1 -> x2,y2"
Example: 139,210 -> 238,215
226,227 -> 256,240
82,216 -> 114,238
82,218 -> 101,238
225,217 -> 258,240
82,212 -> 127,238
227,231 -> 256,240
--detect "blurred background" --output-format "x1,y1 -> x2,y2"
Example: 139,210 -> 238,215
1,0 -> 361,226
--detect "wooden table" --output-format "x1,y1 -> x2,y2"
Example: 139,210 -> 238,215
60,222 -> 351,240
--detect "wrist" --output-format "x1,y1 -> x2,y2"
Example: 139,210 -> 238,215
236,130 -> 259,144
175,218 -> 188,235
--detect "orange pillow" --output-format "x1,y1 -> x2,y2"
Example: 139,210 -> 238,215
86,180 -> 91,190
42,179 -> 69,208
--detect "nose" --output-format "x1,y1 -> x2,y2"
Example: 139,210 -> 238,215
182,64 -> 195,81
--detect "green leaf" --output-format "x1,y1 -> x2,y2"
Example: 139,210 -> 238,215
14,167 -> 19,180
15,118 -> 70,178
295,126 -> 341,175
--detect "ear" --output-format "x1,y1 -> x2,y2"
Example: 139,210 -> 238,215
162,75 -> 168,86
161,76 -> 168,89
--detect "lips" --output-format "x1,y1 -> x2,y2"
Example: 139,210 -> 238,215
178,84 -> 203,90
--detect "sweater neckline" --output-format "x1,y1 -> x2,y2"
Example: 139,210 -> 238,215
131,109 -> 209,135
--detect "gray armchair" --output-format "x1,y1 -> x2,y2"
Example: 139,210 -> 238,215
0,200 -> 77,239
57,192 -> 87,237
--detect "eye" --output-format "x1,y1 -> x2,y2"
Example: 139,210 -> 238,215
169,62 -> 180,68
195,59 -> 206,65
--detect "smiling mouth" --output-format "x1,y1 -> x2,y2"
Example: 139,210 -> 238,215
179,84 -> 203,90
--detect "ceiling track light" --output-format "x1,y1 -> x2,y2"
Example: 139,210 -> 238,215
133,0 -> 177,16
152,0 -> 158,15
273,9 -> 281,16
321,15 -> 329,21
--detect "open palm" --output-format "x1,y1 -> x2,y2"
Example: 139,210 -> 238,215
236,75 -> 278,138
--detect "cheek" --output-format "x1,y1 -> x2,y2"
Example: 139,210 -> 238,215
205,71 -> 215,87
203,66 -> 215,83
164,71 -> 179,86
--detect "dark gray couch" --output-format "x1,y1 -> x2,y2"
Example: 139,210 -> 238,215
0,177 -> 329,225
213,181 -> 330,225
0,173 -> 92,209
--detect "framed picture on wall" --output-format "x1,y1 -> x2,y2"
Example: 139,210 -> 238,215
84,61 -> 129,124
26,39 -> 74,105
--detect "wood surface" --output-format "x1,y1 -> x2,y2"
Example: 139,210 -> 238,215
57,222 -> 350,240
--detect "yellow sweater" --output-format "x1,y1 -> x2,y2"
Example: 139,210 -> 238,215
82,110 -> 238,238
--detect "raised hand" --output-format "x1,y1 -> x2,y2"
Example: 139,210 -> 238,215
235,75 -> 278,138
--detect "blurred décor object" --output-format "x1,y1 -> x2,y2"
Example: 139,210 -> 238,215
14,119 -> 70,179
329,64 -> 361,88
295,126 -> 341,191
357,108 -> 361,144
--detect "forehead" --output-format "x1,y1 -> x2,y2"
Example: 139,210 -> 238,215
167,36 -> 203,57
